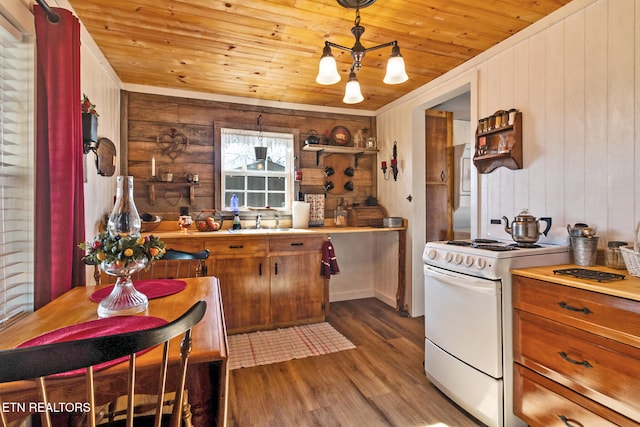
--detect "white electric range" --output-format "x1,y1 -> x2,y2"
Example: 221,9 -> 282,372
423,234 -> 570,427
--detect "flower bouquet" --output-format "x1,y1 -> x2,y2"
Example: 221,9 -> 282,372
80,231 -> 165,267
80,231 -> 166,317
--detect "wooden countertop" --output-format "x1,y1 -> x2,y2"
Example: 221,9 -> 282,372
147,225 -> 406,239
511,264 -> 640,302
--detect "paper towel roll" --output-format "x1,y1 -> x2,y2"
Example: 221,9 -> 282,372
292,201 -> 310,229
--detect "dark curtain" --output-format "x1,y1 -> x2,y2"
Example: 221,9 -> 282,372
34,6 -> 86,309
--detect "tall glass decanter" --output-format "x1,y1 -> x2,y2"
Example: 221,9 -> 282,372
98,176 -> 148,317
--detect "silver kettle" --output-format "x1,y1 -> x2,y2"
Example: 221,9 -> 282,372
502,209 -> 552,245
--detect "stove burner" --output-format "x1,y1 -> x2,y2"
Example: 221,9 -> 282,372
553,268 -> 626,282
475,244 -> 518,251
446,239 -> 502,247
510,243 -> 542,249
446,240 -> 473,246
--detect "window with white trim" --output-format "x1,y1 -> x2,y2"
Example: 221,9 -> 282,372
221,128 -> 294,210
0,20 -> 34,326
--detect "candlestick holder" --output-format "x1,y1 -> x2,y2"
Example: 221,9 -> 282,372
381,141 -> 399,181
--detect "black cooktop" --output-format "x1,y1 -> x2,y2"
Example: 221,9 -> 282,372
553,268 -> 626,282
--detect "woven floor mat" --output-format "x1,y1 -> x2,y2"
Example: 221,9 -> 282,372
228,322 -> 355,370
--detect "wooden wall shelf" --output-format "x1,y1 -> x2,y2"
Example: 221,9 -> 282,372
147,181 -> 198,205
473,111 -> 523,173
302,144 -> 377,167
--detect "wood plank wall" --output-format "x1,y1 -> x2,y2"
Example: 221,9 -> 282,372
124,91 -> 376,221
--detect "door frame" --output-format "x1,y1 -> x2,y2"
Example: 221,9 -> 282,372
407,70 -> 478,317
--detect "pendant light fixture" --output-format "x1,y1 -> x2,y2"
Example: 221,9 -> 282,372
316,0 -> 408,104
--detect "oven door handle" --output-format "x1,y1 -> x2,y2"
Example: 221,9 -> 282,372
425,267 -> 498,295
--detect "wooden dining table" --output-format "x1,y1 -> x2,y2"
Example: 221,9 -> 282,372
0,276 -> 229,426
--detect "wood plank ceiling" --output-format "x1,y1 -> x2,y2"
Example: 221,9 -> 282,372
66,0 -> 572,110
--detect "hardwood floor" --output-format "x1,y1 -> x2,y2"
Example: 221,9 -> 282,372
227,298 -> 484,426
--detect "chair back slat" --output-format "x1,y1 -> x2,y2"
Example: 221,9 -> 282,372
0,301 -> 206,427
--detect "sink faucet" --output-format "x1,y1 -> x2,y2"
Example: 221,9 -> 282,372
256,213 -> 262,229
275,215 -> 280,229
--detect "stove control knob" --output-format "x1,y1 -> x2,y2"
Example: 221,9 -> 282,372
444,252 -> 453,263
453,254 -> 463,264
464,255 -> 474,267
426,249 -> 437,260
476,258 -> 487,269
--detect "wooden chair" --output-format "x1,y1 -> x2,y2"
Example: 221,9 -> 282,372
0,301 -> 206,427
94,249 -> 210,285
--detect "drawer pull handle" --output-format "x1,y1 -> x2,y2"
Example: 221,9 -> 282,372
291,242 -> 304,246
558,352 -> 592,368
558,415 -> 584,427
558,301 -> 592,315
274,262 -> 278,275
229,245 -> 244,249
259,262 -> 262,276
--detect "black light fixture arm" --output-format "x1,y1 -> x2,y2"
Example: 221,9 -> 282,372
324,5 -> 399,71
324,39 -> 398,72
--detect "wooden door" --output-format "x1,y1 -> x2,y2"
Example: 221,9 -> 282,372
425,110 -> 454,242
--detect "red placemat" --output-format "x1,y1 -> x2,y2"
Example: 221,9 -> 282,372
17,316 -> 168,377
89,279 -> 187,302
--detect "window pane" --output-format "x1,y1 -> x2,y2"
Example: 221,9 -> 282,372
268,193 -> 285,208
224,192 -> 244,207
225,175 -> 245,190
247,176 -> 265,191
247,193 -> 265,207
268,176 -> 285,191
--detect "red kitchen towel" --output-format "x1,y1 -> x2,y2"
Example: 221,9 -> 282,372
321,239 -> 340,279
17,316 -> 168,377
90,279 -> 187,302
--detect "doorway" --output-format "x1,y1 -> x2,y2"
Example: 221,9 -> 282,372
426,91 -> 471,242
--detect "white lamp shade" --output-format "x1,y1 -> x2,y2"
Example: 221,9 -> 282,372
383,55 -> 409,84
343,79 -> 364,104
316,56 -> 341,85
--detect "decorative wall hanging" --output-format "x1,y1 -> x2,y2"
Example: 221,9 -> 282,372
95,137 -> 116,177
156,128 -> 188,160
82,94 -> 99,154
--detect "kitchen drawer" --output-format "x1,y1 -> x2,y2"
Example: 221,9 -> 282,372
514,364 -> 637,427
513,275 -> 640,347
208,237 -> 267,257
514,309 -> 640,421
268,235 -> 323,253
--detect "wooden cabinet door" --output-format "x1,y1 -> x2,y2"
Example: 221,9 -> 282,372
270,253 -> 325,325
425,109 -> 453,242
212,255 -> 270,332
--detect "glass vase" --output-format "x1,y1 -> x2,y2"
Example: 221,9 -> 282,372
98,176 -> 148,317
98,258 -> 148,318
107,175 -> 141,237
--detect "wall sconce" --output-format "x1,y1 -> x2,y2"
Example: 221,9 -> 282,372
381,141 -> 399,181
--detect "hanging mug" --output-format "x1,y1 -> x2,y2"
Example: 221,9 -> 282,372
344,167 -> 355,177
324,181 -> 334,191
344,181 -> 354,191
324,166 -> 335,177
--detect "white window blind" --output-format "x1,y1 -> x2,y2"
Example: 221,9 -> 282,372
0,21 -> 34,325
